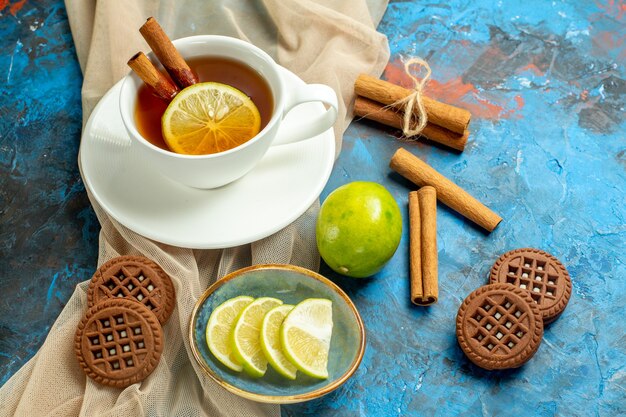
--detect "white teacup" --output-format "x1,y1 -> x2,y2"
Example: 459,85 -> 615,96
119,35 -> 338,189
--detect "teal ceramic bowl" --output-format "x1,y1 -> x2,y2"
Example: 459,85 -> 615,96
189,264 -> 365,403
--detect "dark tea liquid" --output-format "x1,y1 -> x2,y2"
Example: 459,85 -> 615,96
134,56 -> 274,151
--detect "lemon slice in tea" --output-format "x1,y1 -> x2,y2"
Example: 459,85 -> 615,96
281,298 -> 333,379
162,82 -> 261,155
206,296 -> 254,372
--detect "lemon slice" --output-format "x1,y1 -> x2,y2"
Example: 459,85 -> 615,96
260,305 -> 298,380
205,296 -> 254,372
231,297 -> 283,377
161,82 -> 261,155
280,298 -> 333,379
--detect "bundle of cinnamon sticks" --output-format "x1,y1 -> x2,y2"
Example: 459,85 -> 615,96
353,74 -> 471,151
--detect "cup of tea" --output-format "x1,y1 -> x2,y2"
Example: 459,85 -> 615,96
119,35 -> 338,189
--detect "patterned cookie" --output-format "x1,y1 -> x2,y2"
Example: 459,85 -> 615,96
88,256 -> 175,325
489,248 -> 571,323
456,283 -> 544,370
75,298 -> 163,388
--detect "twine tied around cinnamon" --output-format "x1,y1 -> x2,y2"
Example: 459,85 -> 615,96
394,57 -> 432,138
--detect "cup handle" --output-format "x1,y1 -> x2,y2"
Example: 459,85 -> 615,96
272,83 -> 338,146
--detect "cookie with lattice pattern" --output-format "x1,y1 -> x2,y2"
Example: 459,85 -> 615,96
456,283 -> 543,370
75,298 -> 163,388
88,256 -> 175,325
489,248 -> 571,323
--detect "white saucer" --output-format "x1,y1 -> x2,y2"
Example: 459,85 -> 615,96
80,67 -> 335,249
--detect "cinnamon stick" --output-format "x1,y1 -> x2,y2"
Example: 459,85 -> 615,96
127,52 -> 179,102
354,96 -> 468,151
416,186 -> 438,305
139,17 -> 198,88
355,74 -> 471,134
390,148 -> 502,232
409,192 -> 423,305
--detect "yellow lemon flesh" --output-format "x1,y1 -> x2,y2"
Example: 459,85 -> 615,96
280,298 -> 333,379
162,82 -> 261,155
205,296 -> 254,372
260,304 -> 298,380
231,297 -> 283,377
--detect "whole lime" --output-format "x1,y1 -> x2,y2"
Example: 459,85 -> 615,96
316,181 -> 402,278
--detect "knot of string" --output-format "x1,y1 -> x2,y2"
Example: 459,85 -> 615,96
394,57 -> 431,138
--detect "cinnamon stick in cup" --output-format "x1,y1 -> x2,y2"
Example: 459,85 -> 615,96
390,148 -> 502,232
355,74 -> 471,134
139,17 -> 198,88
415,187 -> 438,305
354,96 -> 468,151
127,52 -> 179,102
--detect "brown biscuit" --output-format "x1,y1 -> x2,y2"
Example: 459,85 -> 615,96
75,298 -> 163,388
456,283 -> 543,370
489,248 -> 571,323
88,256 -> 175,325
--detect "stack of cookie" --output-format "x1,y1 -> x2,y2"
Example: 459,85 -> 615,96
456,249 -> 572,370
74,256 -> 176,388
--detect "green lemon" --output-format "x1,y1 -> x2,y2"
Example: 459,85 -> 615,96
316,181 -> 402,278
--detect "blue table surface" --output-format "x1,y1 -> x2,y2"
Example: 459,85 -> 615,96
1,1 -> 625,416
